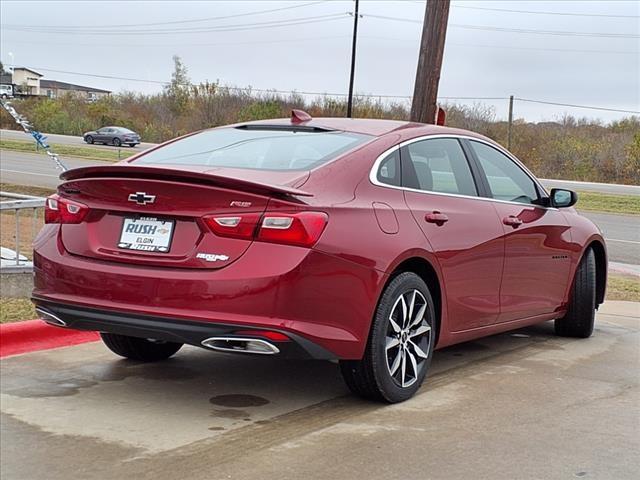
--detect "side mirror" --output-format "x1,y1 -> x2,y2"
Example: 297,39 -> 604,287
550,188 -> 577,208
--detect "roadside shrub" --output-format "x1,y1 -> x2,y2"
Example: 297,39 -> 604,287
237,100 -> 284,122
0,90 -> 637,184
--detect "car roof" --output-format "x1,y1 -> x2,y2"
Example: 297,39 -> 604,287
234,117 -> 489,142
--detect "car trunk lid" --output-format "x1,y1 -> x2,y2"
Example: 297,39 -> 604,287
58,165 -> 311,269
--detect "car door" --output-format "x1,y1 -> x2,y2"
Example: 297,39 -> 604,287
466,139 -> 573,322
95,128 -> 108,143
400,137 -> 505,331
105,128 -> 116,144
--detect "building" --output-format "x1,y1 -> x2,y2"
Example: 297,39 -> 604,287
40,80 -> 111,101
1,67 -> 111,100
11,67 -> 43,96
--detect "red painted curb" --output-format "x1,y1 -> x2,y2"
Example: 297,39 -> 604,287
0,320 -> 99,358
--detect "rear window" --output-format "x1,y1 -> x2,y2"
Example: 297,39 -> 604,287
135,127 -> 371,170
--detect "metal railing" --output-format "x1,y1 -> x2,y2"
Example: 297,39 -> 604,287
0,191 -> 46,267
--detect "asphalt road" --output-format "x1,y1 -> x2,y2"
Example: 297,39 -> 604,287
1,150 -> 638,264
581,211 -> 640,265
541,178 -> 640,196
3,128 -> 639,195
1,301 -> 638,480
0,150 -> 108,187
0,128 -> 156,151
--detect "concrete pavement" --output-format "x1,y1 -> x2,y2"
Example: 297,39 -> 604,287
1,301 -> 638,479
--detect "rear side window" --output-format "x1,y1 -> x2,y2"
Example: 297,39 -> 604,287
376,150 -> 401,186
401,138 -> 478,196
469,141 -> 539,204
135,127 -> 371,171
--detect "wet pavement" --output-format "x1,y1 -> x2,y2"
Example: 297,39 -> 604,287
1,301 -> 638,480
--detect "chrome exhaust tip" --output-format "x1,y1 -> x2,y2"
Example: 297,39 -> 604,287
35,307 -> 67,327
201,337 -> 280,355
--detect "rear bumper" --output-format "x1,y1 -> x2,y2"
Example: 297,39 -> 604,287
32,299 -> 334,359
33,225 -> 386,359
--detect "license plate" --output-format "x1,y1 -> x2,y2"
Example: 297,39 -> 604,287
118,217 -> 174,253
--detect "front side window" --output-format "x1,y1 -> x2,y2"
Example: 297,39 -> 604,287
401,138 -> 478,196
470,141 -> 539,204
135,127 -> 371,171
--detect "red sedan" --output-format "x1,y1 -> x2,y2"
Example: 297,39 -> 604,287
32,112 -> 607,403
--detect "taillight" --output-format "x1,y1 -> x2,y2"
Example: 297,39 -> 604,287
202,213 -> 261,240
203,211 -> 328,248
257,212 -> 328,248
44,194 -> 89,224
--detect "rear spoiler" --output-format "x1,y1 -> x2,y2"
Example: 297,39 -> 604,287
60,165 -> 314,198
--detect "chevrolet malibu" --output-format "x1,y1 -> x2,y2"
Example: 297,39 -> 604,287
33,111 -> 607,403
84,126 -> 141,147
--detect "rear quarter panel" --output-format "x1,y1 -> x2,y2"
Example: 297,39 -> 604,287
295,135 -> 450,349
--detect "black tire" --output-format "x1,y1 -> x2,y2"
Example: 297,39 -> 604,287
340,272 -> 436,403
112,137 -> 122,147
128,143 -> 136,147
555,248 -> 596,338
85,135 -> 94,144
100,332 -> 182,361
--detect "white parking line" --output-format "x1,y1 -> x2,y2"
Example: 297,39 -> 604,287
606,238 -> 640,245
0,169 -> 59,178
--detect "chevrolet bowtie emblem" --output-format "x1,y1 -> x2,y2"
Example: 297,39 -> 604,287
128,192 -> 156,205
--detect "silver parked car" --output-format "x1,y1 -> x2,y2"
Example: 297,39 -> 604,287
84,126 -> 141,147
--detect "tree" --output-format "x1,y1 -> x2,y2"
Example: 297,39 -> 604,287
0,61 -> 8,76
164,55 -> 191,115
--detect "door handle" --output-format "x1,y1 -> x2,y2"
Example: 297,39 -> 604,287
425,211 -> 449,224
503,215 -> 523,227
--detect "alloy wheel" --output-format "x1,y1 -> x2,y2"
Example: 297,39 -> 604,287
385,289 -> 432,388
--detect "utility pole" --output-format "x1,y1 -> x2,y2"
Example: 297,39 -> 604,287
346,0 -> 360,118
410,0 -> 450,124
507,95 -> 514,150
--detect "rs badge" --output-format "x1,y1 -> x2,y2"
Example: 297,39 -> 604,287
196,253 -> 230,262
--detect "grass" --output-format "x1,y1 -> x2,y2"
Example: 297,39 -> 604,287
0,298 -> 36,324
0,182 -> 56,198
1,184 -> 51,261
0,139 -> 134,162
576,191 -> 639,215
0,209 -> 43,260
606,274 -> 640,302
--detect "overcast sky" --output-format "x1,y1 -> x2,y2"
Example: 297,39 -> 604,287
1,0 -> 638,123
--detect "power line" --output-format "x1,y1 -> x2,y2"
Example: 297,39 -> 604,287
4,65 -> 500,100
360,35 -> 638,55
7,65 -> 638,114
363,13 -> 640,38
445,43 -> 638,56
454,5 -> 640,19
4,35 -> 353,49
2,13 -> 350,36
514,98 -> 640,115
1,1 -> 329,29
6,36 -> 638,56
5,10 -> 638,39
